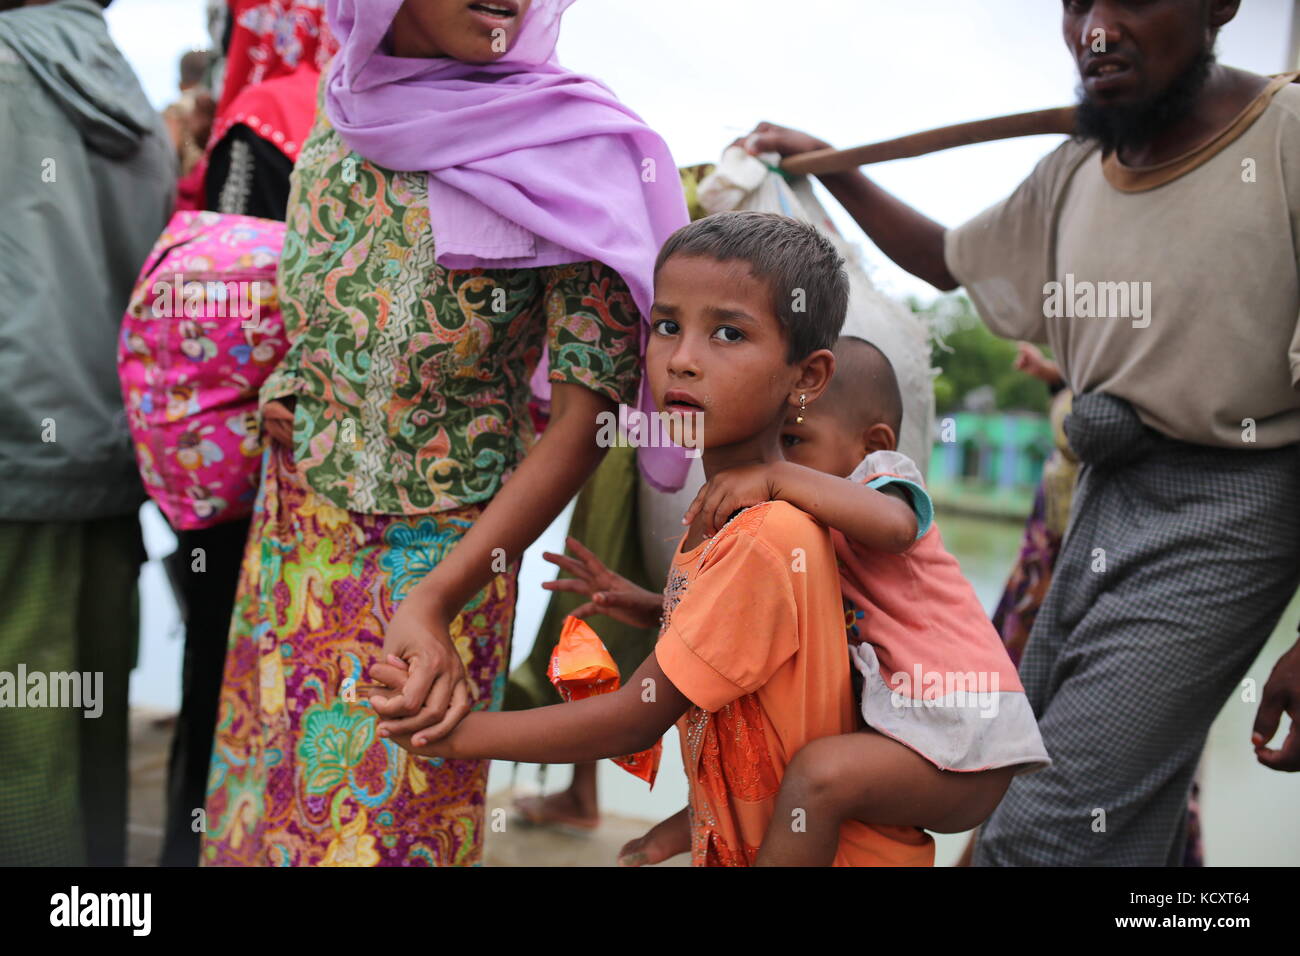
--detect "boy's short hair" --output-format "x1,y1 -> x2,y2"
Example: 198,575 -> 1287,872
827,336 -> 904,437
654,211 -> 849,363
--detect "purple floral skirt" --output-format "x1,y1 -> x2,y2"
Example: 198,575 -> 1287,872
202,446 -> 519,866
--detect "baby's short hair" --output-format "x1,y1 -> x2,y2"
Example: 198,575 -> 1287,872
827,336 -> 904,437
654,211 -> 848,363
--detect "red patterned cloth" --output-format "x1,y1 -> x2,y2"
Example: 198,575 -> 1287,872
216,0 -> 337,120
208,63 -> 321,166
190,2 -> 337,205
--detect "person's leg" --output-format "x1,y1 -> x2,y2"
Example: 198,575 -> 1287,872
1165,794 -> 1190,868
76,513 -> 145,866
0,520 -> 85,864
989,482 -> 1056,669
515,761 -> 599,830
975,442 -> 1300,866
1180,775 -> 1204,867
973,620 -> 1219,866
159,517 -> 251,866
504,571 -> 603,827
508,444 -> 654,829
755,729 -> 1016,866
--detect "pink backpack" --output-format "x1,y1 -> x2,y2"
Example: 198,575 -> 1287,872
118,211 -> 289,530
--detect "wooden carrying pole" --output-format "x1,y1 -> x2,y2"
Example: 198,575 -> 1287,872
780,106 -> 1077,177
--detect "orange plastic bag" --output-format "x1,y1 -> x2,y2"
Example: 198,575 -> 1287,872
549,614 -> 662,787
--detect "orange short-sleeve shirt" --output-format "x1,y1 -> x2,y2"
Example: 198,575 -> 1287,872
655,500 -> 934,867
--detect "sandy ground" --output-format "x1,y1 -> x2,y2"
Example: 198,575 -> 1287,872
127,708 -> 686,867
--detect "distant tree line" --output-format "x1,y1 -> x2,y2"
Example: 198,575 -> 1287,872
910,293 -> 1051,416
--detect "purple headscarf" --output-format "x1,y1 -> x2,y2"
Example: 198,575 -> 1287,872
323,0 -> 692,492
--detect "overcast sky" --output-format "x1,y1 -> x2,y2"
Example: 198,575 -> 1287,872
106,0 -> 1292,301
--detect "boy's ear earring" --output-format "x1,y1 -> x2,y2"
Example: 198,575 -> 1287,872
796,392 -> 806,426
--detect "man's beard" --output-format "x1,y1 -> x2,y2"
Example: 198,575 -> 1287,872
1074,47 -> 1216,155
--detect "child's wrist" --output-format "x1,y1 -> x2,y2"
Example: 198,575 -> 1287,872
640,590 -> 665,629
770,460 -> 806,502
419,714 -> 472,760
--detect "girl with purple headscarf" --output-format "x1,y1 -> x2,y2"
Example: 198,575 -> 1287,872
201,0 -> 688,866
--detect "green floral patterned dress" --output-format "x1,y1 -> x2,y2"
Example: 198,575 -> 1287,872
201,96 -> 641,867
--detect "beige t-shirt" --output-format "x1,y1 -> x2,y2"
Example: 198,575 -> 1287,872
945,81 -> 1300,449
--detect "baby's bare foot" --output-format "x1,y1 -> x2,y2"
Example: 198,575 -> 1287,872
618,821 -> 685,867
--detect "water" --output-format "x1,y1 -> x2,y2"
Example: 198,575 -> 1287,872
130,504 -> 184,713
131,502 -> 1299,865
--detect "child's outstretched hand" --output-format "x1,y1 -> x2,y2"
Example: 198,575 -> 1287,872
542,536 -> 662,630
682,462 -> 788,536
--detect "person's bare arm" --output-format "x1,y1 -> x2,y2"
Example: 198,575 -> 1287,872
742,123 -> 957,291
684,461 -> 917,554
408,381 -> 615,617
770,462 -> 918,553
1013,342 -> 1065,387
373,648 -> 691,763
815,168 -> 957,291
370,382 -> 618,742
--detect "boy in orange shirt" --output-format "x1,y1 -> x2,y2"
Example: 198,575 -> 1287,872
559,337 -> 1049,868
371,210 -> 933,866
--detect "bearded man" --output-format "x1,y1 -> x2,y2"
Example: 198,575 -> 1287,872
745,0 -> 1300,865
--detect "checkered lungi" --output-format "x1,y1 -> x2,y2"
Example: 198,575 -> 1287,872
973,391 -> 1300,866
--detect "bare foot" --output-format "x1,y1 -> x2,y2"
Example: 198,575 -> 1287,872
618,812 -> 690,867
513,790 -> 599,831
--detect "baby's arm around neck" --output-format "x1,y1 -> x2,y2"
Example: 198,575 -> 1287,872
771,461 -> 918,554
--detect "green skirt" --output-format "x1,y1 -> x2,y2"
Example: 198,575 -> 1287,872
0,515 -> 143,865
